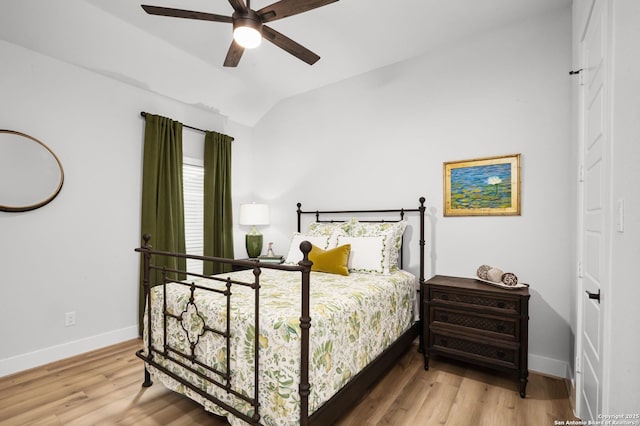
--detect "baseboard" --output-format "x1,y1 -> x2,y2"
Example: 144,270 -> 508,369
528,353 -> 570,379
0,326 -> 139,377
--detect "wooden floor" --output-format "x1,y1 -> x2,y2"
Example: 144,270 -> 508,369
0,339 -> 578,425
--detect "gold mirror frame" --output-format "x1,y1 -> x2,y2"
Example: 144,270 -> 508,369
0,129 -> 65,212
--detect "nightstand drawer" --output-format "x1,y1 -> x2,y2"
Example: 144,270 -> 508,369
431,332 -> 519,369
431,307 -> 518,341
431,288 -> 520,314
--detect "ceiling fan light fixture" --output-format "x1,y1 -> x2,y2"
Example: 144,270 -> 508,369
233,11 -> 263,49
234,26 -> 262,48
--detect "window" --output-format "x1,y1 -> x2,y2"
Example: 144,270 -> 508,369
183,157 -> 204,275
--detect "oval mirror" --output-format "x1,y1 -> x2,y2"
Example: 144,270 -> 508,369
0,130 -> 65,212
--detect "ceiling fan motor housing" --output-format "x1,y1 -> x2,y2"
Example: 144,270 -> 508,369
233,9 -> 263,34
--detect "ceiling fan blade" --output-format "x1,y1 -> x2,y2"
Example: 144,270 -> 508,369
141,5 -> 232,23
257,0 -> 338,23
223,40 -> 245,67
227,0 -> 247,13
262,25 -> 320,65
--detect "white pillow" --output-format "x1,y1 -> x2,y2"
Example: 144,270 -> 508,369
348,220 -> 407,272
284,233 -> 332,264
337,235 -> 386,274
306,222 -> 351,248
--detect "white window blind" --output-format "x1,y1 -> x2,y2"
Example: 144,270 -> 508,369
183,158 -> 204,275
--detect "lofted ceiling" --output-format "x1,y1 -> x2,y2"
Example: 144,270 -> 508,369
1,0 -> 570,126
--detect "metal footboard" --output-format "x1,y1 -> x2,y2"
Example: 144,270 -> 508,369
135,234 -> 312,425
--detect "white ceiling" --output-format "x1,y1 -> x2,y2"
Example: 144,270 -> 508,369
1,0 -> 570,126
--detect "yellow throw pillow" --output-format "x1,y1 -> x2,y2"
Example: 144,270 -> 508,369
308,244 -> 351,276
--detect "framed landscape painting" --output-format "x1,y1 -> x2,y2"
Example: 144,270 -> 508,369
443,154 -> 521,216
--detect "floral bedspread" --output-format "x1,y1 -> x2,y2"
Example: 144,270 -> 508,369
144,268 -> 417,425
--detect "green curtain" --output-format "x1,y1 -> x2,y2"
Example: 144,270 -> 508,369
203,130 -> 234,275
139,114 -> 186,335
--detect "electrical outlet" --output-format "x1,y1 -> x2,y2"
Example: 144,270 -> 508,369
65,311 -> 76,327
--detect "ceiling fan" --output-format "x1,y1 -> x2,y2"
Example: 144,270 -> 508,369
141,0 -> 339,67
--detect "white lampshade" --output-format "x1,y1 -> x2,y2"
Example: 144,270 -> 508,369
239,203 -> 269,226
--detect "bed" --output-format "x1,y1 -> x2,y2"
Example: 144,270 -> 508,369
136,197 -> 426,425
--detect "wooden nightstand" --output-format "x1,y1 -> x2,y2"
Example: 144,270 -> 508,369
423,275 -> 530,398
231,258 -> 257,271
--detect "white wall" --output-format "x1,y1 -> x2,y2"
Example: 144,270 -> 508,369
252,7 -> 574,376
0,6 -> 578,381
0,40 -> 253,376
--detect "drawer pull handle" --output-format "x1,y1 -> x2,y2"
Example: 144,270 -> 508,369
497,301 -> 506,308
497,350 -> 505,359
441,294 -> 449,301
496,324 -> 505,332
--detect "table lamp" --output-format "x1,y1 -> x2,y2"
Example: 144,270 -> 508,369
238,203 -> 269,258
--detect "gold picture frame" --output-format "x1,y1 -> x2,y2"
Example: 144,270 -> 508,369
443,154 -> 521,216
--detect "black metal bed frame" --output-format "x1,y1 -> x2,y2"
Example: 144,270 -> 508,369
135,197 -> 426,425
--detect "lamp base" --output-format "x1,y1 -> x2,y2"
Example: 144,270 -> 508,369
245,233 -> 263,258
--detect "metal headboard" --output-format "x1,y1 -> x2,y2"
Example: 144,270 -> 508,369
296,197 -> 426,283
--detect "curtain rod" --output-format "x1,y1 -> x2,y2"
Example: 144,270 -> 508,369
140,111 -> 234,141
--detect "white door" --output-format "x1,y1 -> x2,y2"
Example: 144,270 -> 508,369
577,0 -> 610,420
